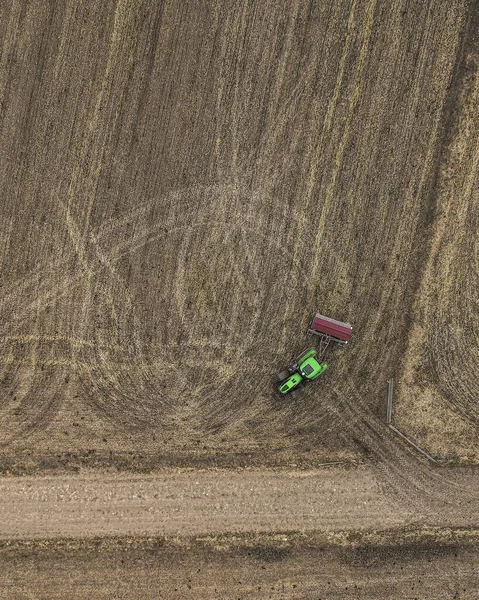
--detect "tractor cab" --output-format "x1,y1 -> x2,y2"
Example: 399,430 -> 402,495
297,350 -> 327,380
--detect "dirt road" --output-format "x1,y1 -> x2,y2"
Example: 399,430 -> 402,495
1,465 -> 479,541
0,467 -> 414,539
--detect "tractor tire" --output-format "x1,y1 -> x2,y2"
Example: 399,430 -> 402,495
290,386 -> 305,399
277,369 -> 290,381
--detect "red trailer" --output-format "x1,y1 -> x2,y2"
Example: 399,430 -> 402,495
308,313 -> 353,358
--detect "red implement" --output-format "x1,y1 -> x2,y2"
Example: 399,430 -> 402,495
310,314 -> 352,343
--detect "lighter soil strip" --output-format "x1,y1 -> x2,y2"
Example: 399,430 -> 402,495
0,467 -> 414,540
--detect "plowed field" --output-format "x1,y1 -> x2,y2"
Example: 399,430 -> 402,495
395,4 -> 479,462
2,1 -> 479,597
1,0 -> 476,473
2,532 -> 479,600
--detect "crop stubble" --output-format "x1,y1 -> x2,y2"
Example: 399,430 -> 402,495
0,0 -> 476,476
395,2 -> 479,462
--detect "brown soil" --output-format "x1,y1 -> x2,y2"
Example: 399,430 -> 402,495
1,0 -> 479,596
0,465 -> 478,598
0,468 -> 412,539
1,467 -> 479,539
1,529 -> 479,599
395,1 -> 479,463
0,0 -> 474,474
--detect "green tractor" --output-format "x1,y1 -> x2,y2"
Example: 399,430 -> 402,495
277,348 -> 328,398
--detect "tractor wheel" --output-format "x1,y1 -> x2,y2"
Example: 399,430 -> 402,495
290,386 -> 305,399
277,369 -> 290,381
